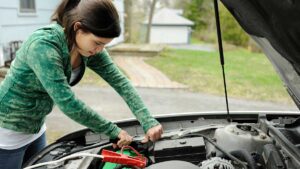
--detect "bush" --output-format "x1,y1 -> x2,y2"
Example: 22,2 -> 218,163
219,4 -> 250,47
184,1 -> 250,47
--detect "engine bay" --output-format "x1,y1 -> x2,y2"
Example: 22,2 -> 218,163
24,113 -> 300,169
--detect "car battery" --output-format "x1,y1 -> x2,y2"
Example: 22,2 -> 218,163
102,149 -> 138,169
153,137 -> 206,164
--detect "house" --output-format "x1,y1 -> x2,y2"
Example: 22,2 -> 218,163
0,0 -> 61,67
0,0 -> 124,67
143,8 -> 194,44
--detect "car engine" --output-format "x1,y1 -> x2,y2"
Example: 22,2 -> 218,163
24,113 -> 300,169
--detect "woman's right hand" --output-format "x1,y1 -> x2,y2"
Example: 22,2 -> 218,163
115,130 -> 133,148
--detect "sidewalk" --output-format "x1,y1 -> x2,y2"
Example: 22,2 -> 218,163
114,56 -> 186,88
108,43 -> 165,57
109,43 -> 186,89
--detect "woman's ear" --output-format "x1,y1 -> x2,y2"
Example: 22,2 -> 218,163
74,22 -> 82,31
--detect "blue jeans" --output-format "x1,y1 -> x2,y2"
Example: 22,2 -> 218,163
0,132 -> 46,169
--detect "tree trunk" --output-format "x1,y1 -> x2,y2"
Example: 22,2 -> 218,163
145,0 -> 157,43
124,0 -> 133,43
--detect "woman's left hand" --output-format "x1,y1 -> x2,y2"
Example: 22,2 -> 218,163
142,124 -> 163,143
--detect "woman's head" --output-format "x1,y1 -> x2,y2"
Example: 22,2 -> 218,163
52,0 -> 120,53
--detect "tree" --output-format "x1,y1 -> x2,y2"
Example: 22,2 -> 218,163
183,0 -> 212,32
124,0 -> 133,43
219,4 -> 249,47
145,0 -> 158,43
158,0 -> 182,8
183,0 -> 250,47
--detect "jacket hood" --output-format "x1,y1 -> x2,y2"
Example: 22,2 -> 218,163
221,0 -> 300,109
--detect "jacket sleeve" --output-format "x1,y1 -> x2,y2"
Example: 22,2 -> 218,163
25,39 -> 121,138
87,49 -> 160,133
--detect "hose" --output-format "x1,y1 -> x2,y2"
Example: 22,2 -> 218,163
23,153 -> 104,169
229,150 -> 257,169
185,134 -> 248,169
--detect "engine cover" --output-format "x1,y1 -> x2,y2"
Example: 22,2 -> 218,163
153,137 -> 206,164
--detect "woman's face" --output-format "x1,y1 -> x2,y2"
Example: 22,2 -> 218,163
74,25 -> 113,57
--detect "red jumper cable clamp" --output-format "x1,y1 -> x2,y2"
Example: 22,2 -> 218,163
101,146 -> 147,168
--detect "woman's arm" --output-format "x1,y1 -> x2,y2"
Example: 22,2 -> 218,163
87,49 -> 160,133
26,39 -> 121,138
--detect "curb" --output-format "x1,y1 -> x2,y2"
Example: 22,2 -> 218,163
108,43 -> 165,57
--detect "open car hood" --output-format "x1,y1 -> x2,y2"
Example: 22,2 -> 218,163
221,0 -> 300,109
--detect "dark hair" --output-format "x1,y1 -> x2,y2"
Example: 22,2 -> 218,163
52,0 -> 121,49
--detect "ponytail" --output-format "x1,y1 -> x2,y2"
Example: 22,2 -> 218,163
51,0 -> 80,25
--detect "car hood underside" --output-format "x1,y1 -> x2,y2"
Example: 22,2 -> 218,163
221,0 -> 300,108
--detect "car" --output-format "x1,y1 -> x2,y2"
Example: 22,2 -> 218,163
23,1 -> 300,169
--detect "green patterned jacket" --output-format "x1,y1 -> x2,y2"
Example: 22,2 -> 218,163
0,23 -> 159,138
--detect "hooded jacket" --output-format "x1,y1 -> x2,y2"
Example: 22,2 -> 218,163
0,23 -> 159,138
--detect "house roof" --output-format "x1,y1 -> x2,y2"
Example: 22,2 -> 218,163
143,8 -> 194,26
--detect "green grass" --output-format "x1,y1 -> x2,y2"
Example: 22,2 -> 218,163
146,48 -> 293,104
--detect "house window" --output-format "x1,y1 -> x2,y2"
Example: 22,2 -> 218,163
20,0 -> 36,13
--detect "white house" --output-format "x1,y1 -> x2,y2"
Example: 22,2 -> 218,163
143,8 -> 194,44
0,0 -> 124,67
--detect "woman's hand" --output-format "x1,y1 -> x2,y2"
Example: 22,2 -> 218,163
142,124 -> 163,143
114,130 -> 133,148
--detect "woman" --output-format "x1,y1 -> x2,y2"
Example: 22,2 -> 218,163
0,0 -> 163,168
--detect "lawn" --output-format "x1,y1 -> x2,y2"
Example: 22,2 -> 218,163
146,48 -> 293,104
